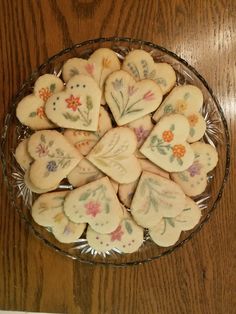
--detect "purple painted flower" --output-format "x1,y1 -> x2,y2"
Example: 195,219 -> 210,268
46,160 -> 58,172
134,126 -> 150,143
187,160 -> 202,177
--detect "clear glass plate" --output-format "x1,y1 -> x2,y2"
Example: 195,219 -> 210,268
0,37 -> 230,266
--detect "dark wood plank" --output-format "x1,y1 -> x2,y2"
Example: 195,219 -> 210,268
0,0 -> 235,313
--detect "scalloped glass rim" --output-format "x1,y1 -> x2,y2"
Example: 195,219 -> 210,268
0,37 -> 230,267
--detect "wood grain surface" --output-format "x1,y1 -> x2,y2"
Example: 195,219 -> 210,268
0,0 -> 235,313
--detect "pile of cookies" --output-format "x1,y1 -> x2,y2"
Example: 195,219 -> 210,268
14,48 -> 218,254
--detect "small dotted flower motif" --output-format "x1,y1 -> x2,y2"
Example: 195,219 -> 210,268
85,63 -> 95,76
85,200 -> 101,217
38,87 -> 53,102
110,225 -> 124,242
176,100 -> 187,112
134,126 -> 150,143
187,160 -> 202,177
162,130 -> 174,142
65,95 -> 81,111
172,144 -> 186,158
188,114 -> 199,127
143,90 -> 155,101
102,58 -> 111,68
46,160 -> 58,172
35,143 -> 49,157
112,78 -> 123,91
36,106 -> 46,119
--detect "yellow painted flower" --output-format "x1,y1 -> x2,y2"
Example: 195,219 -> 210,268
102,58 -> 111,68
176,100 -> 187,113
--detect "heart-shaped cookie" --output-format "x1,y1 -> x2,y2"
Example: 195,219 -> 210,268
87,127 -> 142,184
122,49 -> 176,94
86,209 -> 143,253
27,130 -> 83,189
24,170 -> 58,194
62,48 -> 120,103
152,85 -> 205,143
63,177 -> 123,234
45,75 -> 101,131
171,142 -> 218,196
149,197 -> 201,247
140,114 -> 194,172
64,106 -> 112,156
15,138 -> 33,170
16,74 -> 64,129
32,191 -> 86,243
131,171 -> 186,228
105,70 -> 163,125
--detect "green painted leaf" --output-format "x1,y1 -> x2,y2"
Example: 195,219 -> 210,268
169,155 -> 175,163
189,127 -> 195,137
41,134 -> 46,143
105,203 -> 110,214
164,104 -> 174,114
184,92 -> 190,100
86,95 -> 93,110
156,77 -> 167,87
183,207 -> 191,211
157,147 -> 167,155
70,68 -> 79,76
148,69 -> 156,79
63,112 -> 80,122
50,83 -> 56,92
29,111 -> 37,117
125,221 -> 133,234
178,172 -> 189,182
79,191 -> 91,201
151,135 -> 157,144
177,158 -> 183,166
165,217 -> 175,228
48,140 -> 54,147
170,124 -> 175,131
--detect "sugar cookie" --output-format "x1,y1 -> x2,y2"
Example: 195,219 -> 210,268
15,138 -> 33,170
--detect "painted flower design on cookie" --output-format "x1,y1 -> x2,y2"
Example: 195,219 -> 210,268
110,225 -> 124,242
162,130 -> 174,142
187,160 -> 202,177
112,78 -> 123,91
85,63 -> 95,76
172,145 -> 186,158
66,95 -> 81,111
85,200 -> 101,217
36,106 -> 46,119
47,160 -> 58,172
143,90 -> 155,101
35,143 -> 49,157
188,114 -> 199,127
176,100 -> 187,113
134,126 -> 150,143
38,87 -> 53,102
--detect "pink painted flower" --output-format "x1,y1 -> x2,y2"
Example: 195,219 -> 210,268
85,63 -> 95,75
143,90 -> 155,101
134,126 -> 150,143
35,143 -> 49,157
85,200 -> 101,217
128,85 -> 138,96
187,160 -> 202,177
110,225 -> 124,242
65,95 -> 81,111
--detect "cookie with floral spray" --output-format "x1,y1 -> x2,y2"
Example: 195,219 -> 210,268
64,106 -> 112,156
140,114 -> 194,172
105,70 -> 163,125
32,191 -> 86,243
149,197 -> 201,247
86,206 -> 144,254
171,142 -> 218,196
130,171 -> 186,228
122,49 -> 176,95
87,127 -> 142,184
62,48 -> 120,104
16,74 -> 64,129
63,177 -> 123,234
27,130 -> 83,190
153,85 -> 206,143
45,75 -> 101,131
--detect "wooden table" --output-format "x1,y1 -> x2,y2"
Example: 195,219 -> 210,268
0,1 -> 235,313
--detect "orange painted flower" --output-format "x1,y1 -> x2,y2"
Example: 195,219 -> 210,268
176,100 -> 187,112
39,87 -> 53,102
172,144 -> 186,158
162,130 -> 174,142
65,95 -> 81,111
36,106 -> 46,118
188,114 -> 199,127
